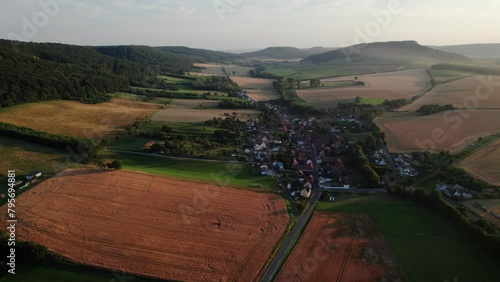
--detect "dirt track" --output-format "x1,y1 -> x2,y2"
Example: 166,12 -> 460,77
276,213 -> 406,282
5,169 -> 289,281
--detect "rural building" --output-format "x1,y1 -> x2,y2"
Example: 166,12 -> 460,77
300,187 -> 312,198
26,171 -> 42,180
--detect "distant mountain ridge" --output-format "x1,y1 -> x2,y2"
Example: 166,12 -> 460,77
429,44 -> 500,58
240,46 -> 338,60
303,41 -> 472,65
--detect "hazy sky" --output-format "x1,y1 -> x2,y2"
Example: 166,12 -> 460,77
1,0 -> 498,50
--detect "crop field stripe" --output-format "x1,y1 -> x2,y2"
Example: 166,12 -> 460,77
233,199 -> 278,281
17,218 -> 228,276
293,216 -> 330,282
335,216 -> 355,282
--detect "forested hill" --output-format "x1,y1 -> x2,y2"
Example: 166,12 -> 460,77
94,45 -> 197,74
155,46 -> 242,63
0,40 -> 202,107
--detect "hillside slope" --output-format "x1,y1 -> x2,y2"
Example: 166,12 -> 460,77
303,41 -> 472,65
241,46 -> 337,60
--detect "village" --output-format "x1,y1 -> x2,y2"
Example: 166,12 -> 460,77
241,101 -> 488,215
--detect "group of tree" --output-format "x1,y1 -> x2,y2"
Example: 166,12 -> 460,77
218,99 -> 256,109
417,104 -> 455,115
192,76 -> 240,93
249,66 -> 281,79
349,145 -> 380,185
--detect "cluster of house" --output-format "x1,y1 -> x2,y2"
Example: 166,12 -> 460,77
393,154 -> 419,177
436,184 -> 473,199
371,150 -> 387,166
235,91 -> 256,104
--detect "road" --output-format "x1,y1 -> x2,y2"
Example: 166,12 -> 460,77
382,146 -> 397,173
260,145 -> 322,281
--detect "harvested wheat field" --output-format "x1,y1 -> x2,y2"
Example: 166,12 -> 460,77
375,110 -> 500,153
298,69 -> 430,108
460,139 -> 500,186
152,99 -> 259,122
0,98 -> 159,138
400,75 -> 500,111
231,77 -> 275,90
192,63 -> 252,77
5,169 -> 289,281
276,213 -> 406,282
231,76 -> 278,101
245,90 -> 279,102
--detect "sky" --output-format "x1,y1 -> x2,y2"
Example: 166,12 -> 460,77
0,0 -> 498,50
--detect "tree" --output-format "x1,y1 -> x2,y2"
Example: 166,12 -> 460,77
108,160 -> 123,170
309,79 -> 321,88
364,135 -> 378,152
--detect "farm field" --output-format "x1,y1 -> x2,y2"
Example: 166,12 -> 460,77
0,136 -> 68,178
151,99 -> 259,122
317,194 -> 500,282
264,62 -> 404,81
375,110 -> 500,153
0,266 -> 157,282
276,212 -> 405,282
429,69 -> 472,84
231,76 -> 279,101
460,139 -> 500,186
112,152 -> 276,189
463,199 -> 500,228
192,63 -> 252,77
3,169 -> 289,281
298,69 -> 430,108
399,75 -> 500,111
0,99 -> 159,138
231,76 -> 275,90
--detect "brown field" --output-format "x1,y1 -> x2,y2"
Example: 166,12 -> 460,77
460,139 -> 500,186
464,199 -> 500,228
152,99 -> 260,122
231,76 -> 279,102
375,110 -> 500,153
245,90 -> 279,102
276,212 -> 406,282
231,77 -> 275,90
0,98 -> 159,138
297,69 -> 430,108
400,75 -> 500,111
4,169 -> 289,281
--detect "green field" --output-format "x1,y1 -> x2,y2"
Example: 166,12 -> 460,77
430,69 -> 472,84
109,122 -> 220,151
111,152 -> 276,189
0,266 -> 157,282
131,87 -> 228,96
265,62 -> 403,80
318,194 -> 500,282
358,97 -> 386,106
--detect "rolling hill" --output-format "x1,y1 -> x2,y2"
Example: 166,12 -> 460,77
303,41 -> 473,65
240,46 -> 337,60
430,44 -> 500,58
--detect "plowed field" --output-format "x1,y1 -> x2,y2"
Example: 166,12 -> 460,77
276,213 -> 406,282
5,169 -> 289,281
